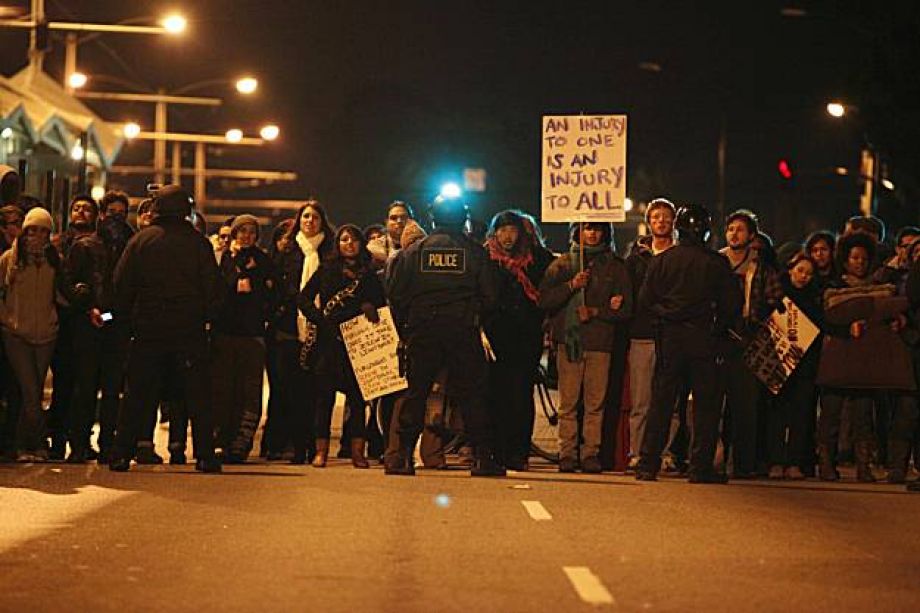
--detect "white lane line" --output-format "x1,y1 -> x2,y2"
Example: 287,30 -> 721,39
521,500 -> 552,521
563,566 -> 615,605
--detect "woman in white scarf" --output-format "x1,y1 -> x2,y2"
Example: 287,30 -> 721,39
265,201 -> 335,464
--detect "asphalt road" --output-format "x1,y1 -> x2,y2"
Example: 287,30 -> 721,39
2,444 -> 919,613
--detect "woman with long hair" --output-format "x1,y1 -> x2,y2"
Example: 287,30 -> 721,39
0,207 -> 62,462
298,224 -> 386,468
269,201 -> 335,463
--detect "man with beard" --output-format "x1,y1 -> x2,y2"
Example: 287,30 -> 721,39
109,186 -> 223,473
625,198 -> 676,469
60,195 -> 110,461
719,209 -> 782,479
369,200 -> 414,266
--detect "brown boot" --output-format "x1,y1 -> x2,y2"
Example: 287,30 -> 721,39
312,439 -> 329,468
350,438 -> 369,469
817,444 -> 839,481
855,441 -> 876,483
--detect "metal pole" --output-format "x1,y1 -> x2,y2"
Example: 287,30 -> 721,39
64,32 -> 77,90
154,90 -> 167,184
171,142 -> 181,185
28,0 -> 44,74
194,142 -> 206,209
717,115 -> 727,227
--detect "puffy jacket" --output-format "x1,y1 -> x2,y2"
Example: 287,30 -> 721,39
0,248 -> 59,344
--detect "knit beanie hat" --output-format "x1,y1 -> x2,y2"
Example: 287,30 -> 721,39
23,206 -> 53,232
230,213 -> 260,238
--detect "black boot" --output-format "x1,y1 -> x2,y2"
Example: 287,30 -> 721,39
471,452 -> 506,477
384,448 -> 415,476
855,441 -> 876,483
817,444 -> 839,481
108,457 -> 131,472
195,456 -> 222,473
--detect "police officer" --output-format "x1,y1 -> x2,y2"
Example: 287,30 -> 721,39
385,195 -> 503,476
108,186 -> 223,473
636,204 -> 742,483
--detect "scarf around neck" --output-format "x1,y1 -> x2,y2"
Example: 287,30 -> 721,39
295,231 -> 325,342
486,239 -> 539,303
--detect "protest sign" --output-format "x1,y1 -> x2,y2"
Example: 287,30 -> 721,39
340,306 -> 407,401
541,115 -> 627,223
743,297 -> 820,395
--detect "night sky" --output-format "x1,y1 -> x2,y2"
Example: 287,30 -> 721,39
2,0 -> 919,247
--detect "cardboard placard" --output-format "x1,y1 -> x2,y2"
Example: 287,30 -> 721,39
743,297 -> 820,395
541,115 -> 627,223
340,306 -> 407,401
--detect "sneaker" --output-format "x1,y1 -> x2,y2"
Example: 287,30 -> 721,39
558,457 -> 577,473
108,457 -> 131,472
581,456 -> 602,474
16,452 -> 37,463
768,465 -> 785,479
626,456 -> 640,472
635,470 -> 658,481
384,454 -> 416,476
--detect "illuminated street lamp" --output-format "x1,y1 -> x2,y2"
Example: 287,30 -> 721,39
235,77 -> 258,95
624,197 -> 634,212
123,122 -> 141,139
260,124 -> 280,141
70,141 -> 85,161
161,14 -> 187,34
826,102 -> 846,118
225,129 -> 244,143
68,71 -> 88,89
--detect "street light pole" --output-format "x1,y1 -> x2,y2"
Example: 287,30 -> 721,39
27,0 -> 44,74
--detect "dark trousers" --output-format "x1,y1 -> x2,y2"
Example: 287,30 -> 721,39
398,319 -> 493,454
0,351 -> 22,456
113,337 -> 214,461
639,324 -> 722,476
766,369 -> 816,469
487,330 -> 543,464
47,315 -> 75,448
818,390 -> 874,454
888,393 -> 919,467
67,318 -> 127,454
210,334 -> 266,457
273,339 -> 317,456
313,340 -> 363,441
723,354 -> 765,475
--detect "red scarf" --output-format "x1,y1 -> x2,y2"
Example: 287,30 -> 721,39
487,239 -> 539,303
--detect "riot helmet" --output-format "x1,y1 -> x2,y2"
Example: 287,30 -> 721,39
675,204 -> 712,244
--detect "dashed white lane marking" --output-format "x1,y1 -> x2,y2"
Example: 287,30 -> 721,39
521,500 -> 552,521
563,566 -> 615,605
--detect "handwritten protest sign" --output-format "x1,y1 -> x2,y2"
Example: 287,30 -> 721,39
541,115 -> 627,223
340,306 -> 407,401
743,297 -> 820,395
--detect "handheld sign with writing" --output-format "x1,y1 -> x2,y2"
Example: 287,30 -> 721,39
742,297 -> 820,395
340,306 -> 407,401
541,115 -> 627,223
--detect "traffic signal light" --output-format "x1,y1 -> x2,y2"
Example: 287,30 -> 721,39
778,159 -> 793,180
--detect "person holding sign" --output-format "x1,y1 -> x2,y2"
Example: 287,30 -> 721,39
766,251 -> 824,480
297,224 -> 386,469
538,222 -> 632,473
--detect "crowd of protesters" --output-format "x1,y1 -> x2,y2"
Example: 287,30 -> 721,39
0,185 -> 918,487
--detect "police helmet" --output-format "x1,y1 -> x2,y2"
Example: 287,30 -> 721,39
675,204 -> 712,244
428,195 -> 468,228
152,185 -> 194,218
